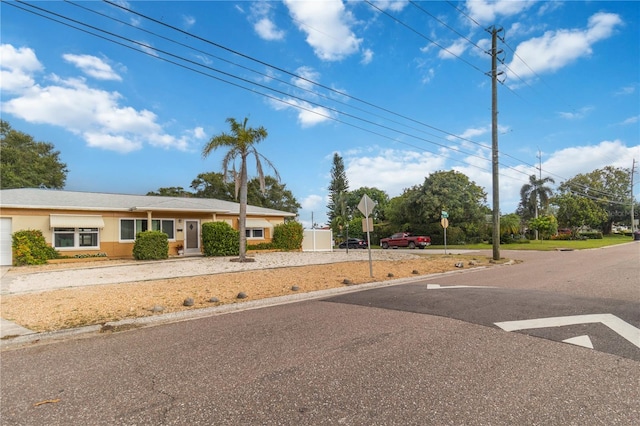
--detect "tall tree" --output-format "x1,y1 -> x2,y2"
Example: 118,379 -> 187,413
327,153 -> 349,226
386,170 -> 488,238
202,117 -> 279,262
190,172 -> 235,200
558,166 -> 632,234
345,187 -> 390,221
246,175 -> 301,214
0,120 -> 68,189
518,174 -> 555,220
552,192 -> 608,232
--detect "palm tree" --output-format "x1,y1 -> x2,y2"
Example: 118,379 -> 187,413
520,174 -> 555,240
520,175 -> 555,218
202,117 -> 279,262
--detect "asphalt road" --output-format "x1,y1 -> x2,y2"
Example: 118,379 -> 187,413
1,244 -> 638,425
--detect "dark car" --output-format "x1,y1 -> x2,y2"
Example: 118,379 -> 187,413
338,238 -> 368,249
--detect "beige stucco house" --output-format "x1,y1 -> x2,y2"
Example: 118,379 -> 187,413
0,188 -> 297,265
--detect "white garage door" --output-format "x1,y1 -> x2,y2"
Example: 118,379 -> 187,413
0,218 -> 12,266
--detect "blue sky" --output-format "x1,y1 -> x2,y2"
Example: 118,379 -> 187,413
1,0 -> 638,228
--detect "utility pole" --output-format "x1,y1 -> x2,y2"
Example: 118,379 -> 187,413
534,148 -> 542,241
489,26 -> 503,261
632,159 -> 636,232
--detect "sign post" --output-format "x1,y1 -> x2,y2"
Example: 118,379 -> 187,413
441,211 -> 449,255
358,194 -> 376,277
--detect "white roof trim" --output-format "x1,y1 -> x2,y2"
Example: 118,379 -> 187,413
50,214 -> 105,229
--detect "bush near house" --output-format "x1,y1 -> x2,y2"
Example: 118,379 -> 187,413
132,231 -> 169,260
202,221 -> 239,256
273,221 -> 303,251
12,229 -> 59,266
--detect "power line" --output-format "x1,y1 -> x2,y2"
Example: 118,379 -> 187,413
6,1 -> 628,202
8,0 -> 512,179
364,0 -> 486,74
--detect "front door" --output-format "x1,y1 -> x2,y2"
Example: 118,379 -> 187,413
185,220 -> 200,253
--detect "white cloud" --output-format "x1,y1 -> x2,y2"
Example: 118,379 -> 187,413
0,44 -> 43,93
557,106 -> 594,120
191,126 -> 206,139
250,1 -> 285,41
464,0 -> 535,25
615,84 -> 636,96
292,66 -> 320,91
1,44 -> 197,154
543,140 -> 638,182
255,18 -> 286,41
344,148 -> 447,197
301,194 -> 324,211
361,48 -> 374,65
438,38 -> 469,60
267,94 -> 335,127
504,12 -> 623,82
182,15 -> 196,28
63,54 -> 122,81
283,0 -> 361,61
619,116 -> 639,126
372,1 -> 409,13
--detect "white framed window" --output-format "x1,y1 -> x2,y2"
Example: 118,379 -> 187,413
245,228 -> 264,239
53,227 -> 99,249
120,219 -> 175,241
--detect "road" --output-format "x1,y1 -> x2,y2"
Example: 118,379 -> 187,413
1,244 -> 638,425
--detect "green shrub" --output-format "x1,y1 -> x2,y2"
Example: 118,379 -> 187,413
248,242 -> 275,250
12,229 -> 59,266
580,231 -> 603,240
132,231 -> 168,260
202,221 -> 239,256
273,221 -> 304,251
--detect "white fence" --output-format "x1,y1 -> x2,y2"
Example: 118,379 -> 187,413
302,229 -> 334,252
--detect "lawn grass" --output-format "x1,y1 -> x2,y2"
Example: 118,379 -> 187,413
426,234 -> 636,251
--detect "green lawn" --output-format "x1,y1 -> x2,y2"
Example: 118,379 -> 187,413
427,234 -> 636,251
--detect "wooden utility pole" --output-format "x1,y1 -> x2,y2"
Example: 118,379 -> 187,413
632,159 -> 637,232
490,26 -> 503,261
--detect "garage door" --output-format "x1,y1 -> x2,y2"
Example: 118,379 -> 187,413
0,218 -> 12,266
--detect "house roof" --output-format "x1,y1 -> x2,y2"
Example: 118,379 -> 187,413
0,188 -> 297,217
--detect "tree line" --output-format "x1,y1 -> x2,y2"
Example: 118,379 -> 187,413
326,152 -> 637,244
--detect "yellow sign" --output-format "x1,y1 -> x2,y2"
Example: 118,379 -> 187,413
441,218 -> 449,229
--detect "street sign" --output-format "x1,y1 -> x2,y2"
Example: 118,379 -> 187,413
357,194 -> 375,278
441,211 -> 448,219
441,218 -> 449,229
358,194 -> 376,217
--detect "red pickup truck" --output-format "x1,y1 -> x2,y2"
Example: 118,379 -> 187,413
380,233 -> 431,249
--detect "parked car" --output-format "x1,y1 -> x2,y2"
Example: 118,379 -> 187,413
338,238 -> 368,249
380,232 -> 431,249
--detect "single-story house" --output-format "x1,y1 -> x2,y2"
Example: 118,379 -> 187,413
0,188 -> 297,265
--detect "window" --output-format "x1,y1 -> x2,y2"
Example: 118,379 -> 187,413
53,228 -> 99,249
120,219 -> 175,241
245,228 -> 264,239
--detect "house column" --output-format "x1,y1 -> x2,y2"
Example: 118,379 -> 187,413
147,211 -> 153,231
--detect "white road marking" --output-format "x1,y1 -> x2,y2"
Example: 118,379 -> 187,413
562,335 -> 594,349
426,284 -> 493,289
495,314 -> 640,349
